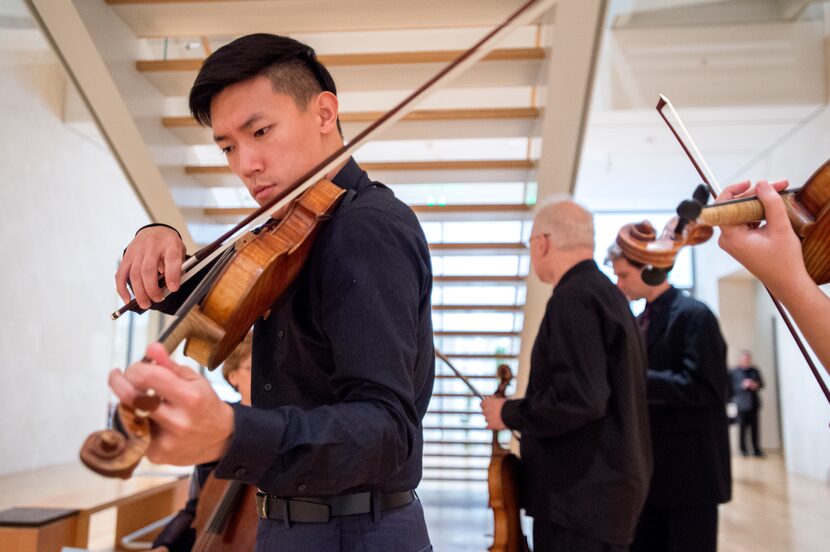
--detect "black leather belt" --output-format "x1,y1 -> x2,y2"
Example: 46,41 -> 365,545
255,490 -> 415,523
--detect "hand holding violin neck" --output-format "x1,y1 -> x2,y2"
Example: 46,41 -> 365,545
699,189 -> 813,235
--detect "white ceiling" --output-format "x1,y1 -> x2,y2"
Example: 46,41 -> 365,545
15,0 -> 830,224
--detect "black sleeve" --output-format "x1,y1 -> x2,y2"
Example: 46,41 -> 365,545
150,509 -> 196,552
501,290 -> 610,437
647,308 -> 727,407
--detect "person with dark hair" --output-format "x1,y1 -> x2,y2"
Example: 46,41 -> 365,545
481,199 -> 652,551
150,332 -> 253,552
607,244 -> 731,552
111,33 -> 434,552
728,350 -> 764,458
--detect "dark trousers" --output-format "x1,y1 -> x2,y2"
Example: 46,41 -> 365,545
254,498 -> 431,552
738,409 -> 761,455
630,502 -> 717,552
532,520 -> 627,552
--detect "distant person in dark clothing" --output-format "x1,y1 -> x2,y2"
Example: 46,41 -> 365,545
729,350 -> 764,458
481,199 -> 652,552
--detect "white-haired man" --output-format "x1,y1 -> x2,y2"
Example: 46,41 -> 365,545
481,199 -> 652,551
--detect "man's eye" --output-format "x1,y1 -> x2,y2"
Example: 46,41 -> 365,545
221,145 -> 233,154
254,126 -> 270,137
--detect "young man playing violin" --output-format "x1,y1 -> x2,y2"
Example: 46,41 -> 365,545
111,33 -> 434,552
607,245 -> 731,552
718,178 -> 830,370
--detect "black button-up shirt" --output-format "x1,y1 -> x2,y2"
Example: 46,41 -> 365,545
214,158 -> 435,497
501,260 -> 652,546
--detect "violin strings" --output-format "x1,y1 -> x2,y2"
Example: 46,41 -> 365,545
156,246 -> 237,346
193,481 -> 244,551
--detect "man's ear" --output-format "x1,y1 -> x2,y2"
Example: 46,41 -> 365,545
541,235 -> 552,257
226,371 -> 240,393
315,91 -> 339,135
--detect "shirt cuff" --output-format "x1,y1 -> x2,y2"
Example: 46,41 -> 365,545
214,402 -> 285,488
501,398 -> 523,431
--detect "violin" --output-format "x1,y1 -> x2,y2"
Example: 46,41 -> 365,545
191,475 -> 258,552
81,179 -> 345,478
616,159 -> 830,286
615,93 -> 830,405
434,351 -> 528,552
487,364 -> 530,552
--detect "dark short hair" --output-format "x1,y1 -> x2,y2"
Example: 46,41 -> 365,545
189,33 -> 339,130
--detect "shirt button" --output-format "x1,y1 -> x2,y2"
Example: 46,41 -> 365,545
264,383 -> 273,392
297,484 -> 307,492
278,329 -> 285,338
234,467 -> 246,477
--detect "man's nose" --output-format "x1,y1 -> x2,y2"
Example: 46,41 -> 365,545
236,147 -> 264,177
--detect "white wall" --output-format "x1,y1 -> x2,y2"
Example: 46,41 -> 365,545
694,105 -> 830,481
0,30 -> 148,475
775,313 -> 830,481
718,276 -> 782,452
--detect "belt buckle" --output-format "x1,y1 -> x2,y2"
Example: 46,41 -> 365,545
256,492 -> 269,519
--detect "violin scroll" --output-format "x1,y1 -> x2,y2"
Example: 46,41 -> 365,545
80,403 -> 153,479
616,185 -> 715,286
495,363 -> 513,398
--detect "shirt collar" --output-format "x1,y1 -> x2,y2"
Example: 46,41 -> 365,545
331,157 -> 368,192
558,259 -> 598,288
646,285 -> 678,312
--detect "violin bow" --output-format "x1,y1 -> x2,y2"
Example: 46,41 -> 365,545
112,0 -> 557,320
657,95 -> 721,199
434,348 -> 522,441
656,95 -> 830,406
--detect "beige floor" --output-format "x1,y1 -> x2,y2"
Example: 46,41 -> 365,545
719,452 -> 830,552
85,452 -> 828,551
418,452 -> 830,552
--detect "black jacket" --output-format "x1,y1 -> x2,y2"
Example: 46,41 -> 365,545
729,366 -> 764,412
501,260 -> 652,546
639,286 -> 731,507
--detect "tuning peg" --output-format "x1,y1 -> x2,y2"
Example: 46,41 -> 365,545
674,183 -> 711,236
692,183 -> 710,205
676,199 -> 702,222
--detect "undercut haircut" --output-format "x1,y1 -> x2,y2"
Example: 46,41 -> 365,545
189,33 -> 340,134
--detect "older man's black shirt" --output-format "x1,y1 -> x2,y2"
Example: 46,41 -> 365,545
213,158 -> 435,496
501,260 -> 652,546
